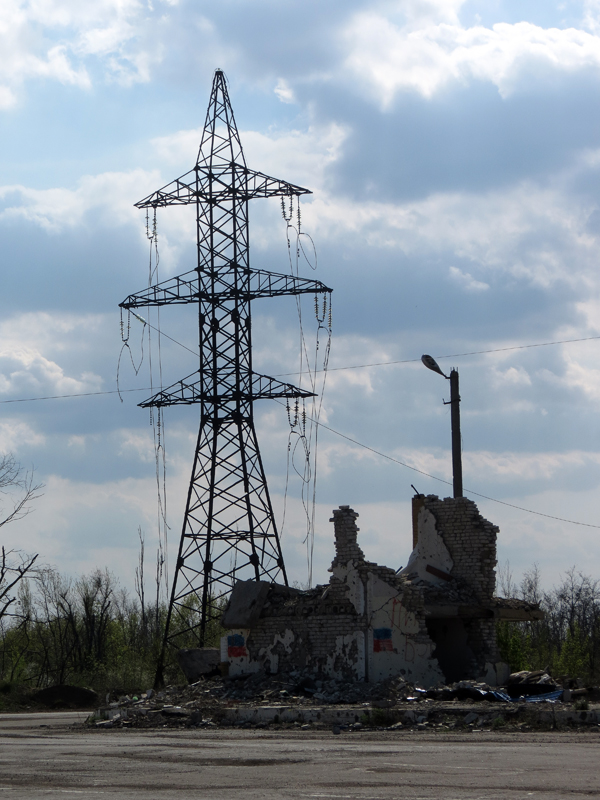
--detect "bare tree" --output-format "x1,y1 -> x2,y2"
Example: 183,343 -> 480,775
0,455 -> 43,625
0,454 -> 43,529
496,559 -> 518,598
0,547 -> 38,622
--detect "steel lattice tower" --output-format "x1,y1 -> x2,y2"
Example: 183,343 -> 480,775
120,70 -> 331,676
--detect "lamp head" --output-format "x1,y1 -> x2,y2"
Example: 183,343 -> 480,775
421,354 -> 448,379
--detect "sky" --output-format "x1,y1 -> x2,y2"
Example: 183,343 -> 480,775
2,0 -> 600,598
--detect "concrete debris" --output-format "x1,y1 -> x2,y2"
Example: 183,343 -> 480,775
506,670 -> 559,698
176,648 -> 220,682
221,580 -> 272,628
85,670 -> 600,732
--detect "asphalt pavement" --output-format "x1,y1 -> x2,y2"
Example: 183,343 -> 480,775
0,712 -> 598,798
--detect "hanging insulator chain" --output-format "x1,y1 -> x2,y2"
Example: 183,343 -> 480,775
281,195 -> 294,223
286,398 -> 300,428
120,308 -> 132,343
315,293 -> 326,324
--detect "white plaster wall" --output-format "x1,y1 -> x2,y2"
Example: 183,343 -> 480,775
220,629 -> 261,677
398,507 -> 453,586
366,572 -> 445,686
331,562 -> 365,614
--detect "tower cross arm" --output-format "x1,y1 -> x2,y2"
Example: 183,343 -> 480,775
138,371 -> 315,408
251,373 -> 316,400
119,269 -> 331,310
119,271 -> 198,309
240,168 -> 311,199
249,269 -> 331,298
134,166 -> 311,209
135,170 -> 198,208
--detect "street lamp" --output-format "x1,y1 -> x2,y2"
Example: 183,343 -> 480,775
421,355 -> 463,498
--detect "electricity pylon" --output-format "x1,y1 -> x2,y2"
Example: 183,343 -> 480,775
120,70 -> 331,682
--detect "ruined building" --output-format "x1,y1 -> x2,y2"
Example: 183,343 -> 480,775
219,495 -> 542,687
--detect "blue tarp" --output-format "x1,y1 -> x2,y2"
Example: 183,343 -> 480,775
523,689 -> 563,703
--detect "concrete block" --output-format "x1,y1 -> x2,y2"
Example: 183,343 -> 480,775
222,580 -> 272,628
176,648 -> 221,682
221,705 -> 365,726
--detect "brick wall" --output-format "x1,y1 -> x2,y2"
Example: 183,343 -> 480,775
421,495 -> 498,601
227,498 -> 504,685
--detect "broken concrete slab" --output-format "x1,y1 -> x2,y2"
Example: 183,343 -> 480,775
176,648 -> 220,682
221,580 -> 271,628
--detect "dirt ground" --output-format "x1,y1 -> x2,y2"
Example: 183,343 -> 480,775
0,712 -> 599,798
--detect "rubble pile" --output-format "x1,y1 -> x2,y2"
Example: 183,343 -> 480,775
505,669 -> 558,697
87,669 -> 598,731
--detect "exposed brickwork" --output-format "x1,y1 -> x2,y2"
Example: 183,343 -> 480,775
225,498 -> 508,686
330,505 -> 365,566
422,495 -> 498,602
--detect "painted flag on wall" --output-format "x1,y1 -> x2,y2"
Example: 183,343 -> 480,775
227,633 -> 248,658
373,627 -> 393,652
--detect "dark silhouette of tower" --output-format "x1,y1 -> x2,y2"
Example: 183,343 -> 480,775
120,70 -> 331,681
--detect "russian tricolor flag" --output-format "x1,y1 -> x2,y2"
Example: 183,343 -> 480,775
373,627 -> 393,652
227,633 -> 248,658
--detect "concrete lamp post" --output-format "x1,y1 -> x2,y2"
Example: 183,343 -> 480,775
421,355 -> 463,498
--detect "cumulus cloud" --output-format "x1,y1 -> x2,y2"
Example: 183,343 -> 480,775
0,420 -> 45,452
3,0 -> 600,592
0,312 -> 104,400
274,78 -> 295,104
0,169 -> 162,231
299,162 -> 600,292
0,0 -> 172,105
449,266 -> 489,291
151,123 -> 348,192
343,16 -> 600,104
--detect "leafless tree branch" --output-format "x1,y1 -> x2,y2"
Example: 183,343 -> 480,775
0,454 -> 43,529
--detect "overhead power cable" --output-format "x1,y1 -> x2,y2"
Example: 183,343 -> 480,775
319,425 -> 600,529
1,382 -> 596,528
1,316 -> 599,526
131,318 -> 600,377
0,387 -> 152,404
275,334 -> 600,377
272,400 -> 600,530
4,331 -> 599,406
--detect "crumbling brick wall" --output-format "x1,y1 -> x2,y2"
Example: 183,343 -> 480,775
330,505 -> 365,567
224,498 -> 507,687
422,495 -> 498,602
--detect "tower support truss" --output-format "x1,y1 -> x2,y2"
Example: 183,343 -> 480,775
120,70 -> 331,678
